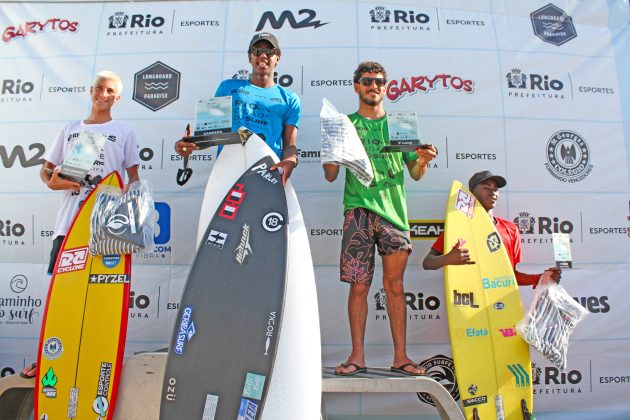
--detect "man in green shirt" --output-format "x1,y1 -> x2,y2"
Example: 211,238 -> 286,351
324,62 -> 437,376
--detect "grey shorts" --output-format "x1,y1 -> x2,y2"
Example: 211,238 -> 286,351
340,208 -> 412,285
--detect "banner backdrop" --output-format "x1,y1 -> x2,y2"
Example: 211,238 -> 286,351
1,1 -> 629,418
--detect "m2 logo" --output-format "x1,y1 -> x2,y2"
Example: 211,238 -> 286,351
56,246 -> 89,273
219,183 -> 245,220
0,144 -> 45,168
455,189 -> 476,219
256,9 -> 328,31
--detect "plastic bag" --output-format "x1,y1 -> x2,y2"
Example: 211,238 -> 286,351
320,98 -> 374,187
516,282 -> 588,372
89,180 -> 156,255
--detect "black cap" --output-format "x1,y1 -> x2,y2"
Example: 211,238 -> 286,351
468,170 -> 507,190
248,32 -> 280,50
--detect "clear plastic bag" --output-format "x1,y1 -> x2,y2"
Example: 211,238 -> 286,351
516,282 -> 588,372
89,180 -> 156,255
320,98 -> 374,187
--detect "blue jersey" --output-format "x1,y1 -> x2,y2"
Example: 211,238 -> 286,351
214,79 -> 300,158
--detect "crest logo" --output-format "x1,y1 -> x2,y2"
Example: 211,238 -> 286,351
370,6 -> 391,23
514,212 -> 536,234
545,130 -> 593,183
506,69 -> 527,89
108,11 -> 128,29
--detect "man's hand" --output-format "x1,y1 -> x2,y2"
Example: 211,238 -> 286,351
174,124 -> 198,157
414,144 -> 438,165
445,239 -> 475,266
539,267 -> 562,285
270,158 -> 296,186
46,167 -> 81,191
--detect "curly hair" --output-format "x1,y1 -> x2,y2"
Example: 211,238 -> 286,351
353,61 -> 387,83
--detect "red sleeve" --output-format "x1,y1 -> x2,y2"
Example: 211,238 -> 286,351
431,232 -> 445,254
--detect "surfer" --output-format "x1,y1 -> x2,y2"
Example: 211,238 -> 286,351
422,170 -> 562,286
175,32 -> 300,185
323,61 -> 437,376
24,71 -> 140,379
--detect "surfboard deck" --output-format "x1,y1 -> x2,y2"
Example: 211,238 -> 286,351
35,171 -> 131,420
161,131 -> 321,419
444,180 -> 533,420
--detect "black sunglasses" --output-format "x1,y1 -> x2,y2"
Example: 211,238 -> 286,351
249,47 -> 278,57
358,77 -> 387,87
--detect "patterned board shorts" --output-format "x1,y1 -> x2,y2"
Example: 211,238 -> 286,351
340,207 -> 412,285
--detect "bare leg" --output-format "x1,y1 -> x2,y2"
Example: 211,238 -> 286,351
382,250 -> 424,374
335,282 -> 370,374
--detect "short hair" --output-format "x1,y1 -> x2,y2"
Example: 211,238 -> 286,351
93,70 -> 123,94
353,61 -> 387,83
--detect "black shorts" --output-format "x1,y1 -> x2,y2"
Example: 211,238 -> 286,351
47,235 -> 65,275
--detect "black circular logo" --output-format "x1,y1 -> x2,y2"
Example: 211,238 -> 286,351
416,354 -> 459,406
262,212 -> 285,232
10,274 -> 27,293
545,130 -> 593,183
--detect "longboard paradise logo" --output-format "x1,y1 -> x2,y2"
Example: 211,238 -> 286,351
2,18 -> 79,43
387,74 -> 474,102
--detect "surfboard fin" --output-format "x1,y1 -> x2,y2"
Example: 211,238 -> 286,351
521,399 -> 534,420
472,407 -> 480,420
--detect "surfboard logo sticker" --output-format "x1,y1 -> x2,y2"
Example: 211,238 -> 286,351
264,311 -> 277,355
102,254 -> 121,268
174,306 -> 196,355
486,232 -> 501,252
41,367 -> 58,398
262,212 -> 284,232
237,398 -> 259,420
462,395 -> 488,407
455,189 -> 476,219
220,184 -> 246,220
499,327 -> 517,338
56,246 -> 89,273
494,302 -> 505,310
242,372 -> 266,400
468,384 -> 478,395
207,230 -> 228,249
453,290 -> 479,308
235,224 -> 253,264
89,274 -> 129,284
67,387 -> 79,418
250,161 -> 280,185
93,362 -> 112,417
43,337 -> 64,360
507,364 -> 531,387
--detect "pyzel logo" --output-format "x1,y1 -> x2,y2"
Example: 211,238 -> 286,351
455,189 -> 476,219
133,62 -> 180,112
545,130 -> 593,183
89,274 -> 129,284
505,68 -> 565,98
43,337 -> 63,360
387,74 -> 474,102
2,18 -> 79,43
530,3 -> 577,46
235,224 -> 252,265
107,11 -> 165,35
40,367 -> 58,398
416,355 -> 459,405
262,212 -> 284,233
256,9 -> 328,31
220,184 -> 246,219
174,306 -> 195,355
486,232 -> 501,252
368,6 -> 431,31
57,246 -> 89,273
0,144 -> 45,168
409,220 -> 444,240
206,230 -> 227,249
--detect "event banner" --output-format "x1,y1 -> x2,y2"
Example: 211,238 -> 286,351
1,1 -> 629,418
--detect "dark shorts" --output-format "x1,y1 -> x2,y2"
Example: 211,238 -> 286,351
340,208 -> 412,286
47,235 -> 65,275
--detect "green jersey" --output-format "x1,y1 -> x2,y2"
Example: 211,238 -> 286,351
343,113 -> 417,231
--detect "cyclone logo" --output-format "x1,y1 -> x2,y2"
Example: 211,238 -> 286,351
10,274 -> 28,293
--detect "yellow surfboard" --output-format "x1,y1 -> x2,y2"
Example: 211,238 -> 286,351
444,180 -> 533,420
35,171 -> 131,420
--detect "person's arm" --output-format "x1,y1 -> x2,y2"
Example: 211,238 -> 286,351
125,164 -> 140,185
40,161 -> 81,191
323,163 -> 340,182
270,124 -> 298,185
515,267 -> 562,287
406,145 -> 438,181
422,240 -> 475,270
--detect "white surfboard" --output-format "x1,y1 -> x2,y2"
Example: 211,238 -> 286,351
196,132 -> 322,419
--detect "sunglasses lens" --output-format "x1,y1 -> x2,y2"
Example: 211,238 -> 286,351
360,77 -> 386,87
251,47 -> 276,56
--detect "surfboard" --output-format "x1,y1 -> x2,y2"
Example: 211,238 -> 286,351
161,131 -> 321,419
35,171 -> 131,420
444,180 -> 533,420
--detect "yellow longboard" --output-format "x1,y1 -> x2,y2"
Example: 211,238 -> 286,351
35,171 -> 131,420
444,180 -> 533,420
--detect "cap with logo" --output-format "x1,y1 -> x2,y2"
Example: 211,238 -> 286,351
248,32 -> 280,50
468,170 -> 507,190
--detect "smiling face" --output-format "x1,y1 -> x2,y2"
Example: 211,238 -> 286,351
472,179 -> 500,212
90,77 -> 120,112
248,40 -> 280,78
354,71 -> 386,106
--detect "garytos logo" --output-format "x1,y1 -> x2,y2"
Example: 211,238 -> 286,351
386,74 -> 474,102
1,79 -> 38,104
530,3 -> 577,47
513,211 -> 576,245
374,288 -> 441,321
2,18 -> 79,43
545,130 -> 593,184
532,363 -> 585,395
107,11 -> 166,36
256,9 -> 328,31
368,6 -> 432,31
505,68 -> 566,99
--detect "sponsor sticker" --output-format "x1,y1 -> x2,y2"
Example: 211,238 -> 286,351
463,395 -> 488,407
237,398 -> 259,420
235,224 -> 252,264
56,246 -> 89,273
486,232 -> 501,252
43,337 -> 63,360
206,230 -> 228,249
174,306 -> 195,354
89,274 -> 129,284
455,189 -> 475,219
102,254 -> 121,268
508,364 -> 531,387
41,367 -> 58,398
202,394 -> 219,420
242,372 -> 266,400
67,387 -> 79,418
262,212 -> 284,232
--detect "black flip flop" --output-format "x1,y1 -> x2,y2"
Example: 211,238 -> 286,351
334,362 -> 367,376
19,362 -> 36,379
391,363 -> 425,376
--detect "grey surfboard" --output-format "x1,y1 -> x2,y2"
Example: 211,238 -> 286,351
160,154 -> 288,420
